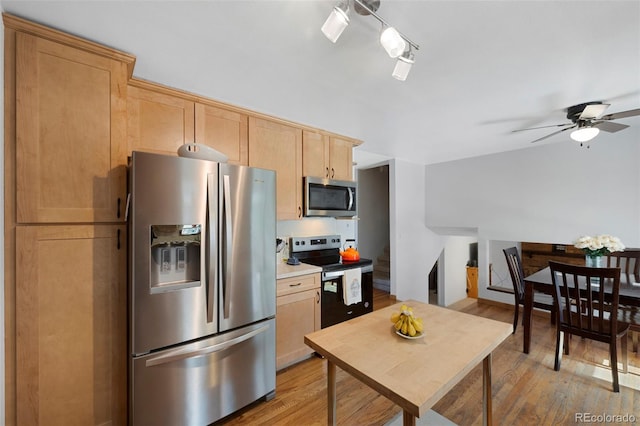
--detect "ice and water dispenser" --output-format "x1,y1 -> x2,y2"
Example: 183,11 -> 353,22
149,224 -> 202,293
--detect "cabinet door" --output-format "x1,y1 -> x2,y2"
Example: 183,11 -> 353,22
249,117 -> 302,220
127,85 -> 195,155
195,103 -> 248,165
329,136 -> 353,181
302,130 -> 330,179
16,33 -> 128,223
276,288 -> 321,370
16,225 -> 126,426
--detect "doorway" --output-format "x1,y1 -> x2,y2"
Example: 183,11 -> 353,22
357,165 -> 390,294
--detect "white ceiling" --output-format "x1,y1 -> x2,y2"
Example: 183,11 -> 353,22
2,0 -> 639,165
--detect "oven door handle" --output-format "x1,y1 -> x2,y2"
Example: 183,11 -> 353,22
323,270 -> 345,280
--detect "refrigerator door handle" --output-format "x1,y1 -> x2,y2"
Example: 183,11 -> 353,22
206,173 -> 217,324
144,324 -> 270,367
222,174 -> 233,319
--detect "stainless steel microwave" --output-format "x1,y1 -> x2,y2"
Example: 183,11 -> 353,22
304,177 -> 357,217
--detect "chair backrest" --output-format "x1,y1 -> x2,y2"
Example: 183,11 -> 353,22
549,261 -> 622,337
503,247 -> 525,301
607,249 -> 640,283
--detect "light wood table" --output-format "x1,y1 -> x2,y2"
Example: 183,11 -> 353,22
304,300 -> 512,426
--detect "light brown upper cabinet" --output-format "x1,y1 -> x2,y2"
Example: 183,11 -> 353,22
249,117 -> 303,220
127,85 -> 195,155
195,103 -> 248,165
328,136 -> 354,181
302,131 -> 353,181
15,32 -> 129,223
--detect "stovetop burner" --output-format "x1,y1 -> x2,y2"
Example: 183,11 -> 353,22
289,235 -> 373,272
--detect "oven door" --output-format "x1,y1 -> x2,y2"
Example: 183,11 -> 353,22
320,266 -> 373,328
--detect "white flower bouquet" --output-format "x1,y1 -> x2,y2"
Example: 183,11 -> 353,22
574,234 -> 625,257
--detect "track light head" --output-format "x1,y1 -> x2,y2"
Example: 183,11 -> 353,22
321,1 -> 350,43
380,25 -> 406,58
392,49 -> 414,81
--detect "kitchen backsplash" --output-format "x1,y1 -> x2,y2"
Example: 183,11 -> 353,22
276,217 -> 357,261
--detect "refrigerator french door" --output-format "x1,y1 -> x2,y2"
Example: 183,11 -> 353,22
129,151 -> 276,425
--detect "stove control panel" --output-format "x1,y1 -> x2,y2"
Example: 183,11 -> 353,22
290,235 -> 342,252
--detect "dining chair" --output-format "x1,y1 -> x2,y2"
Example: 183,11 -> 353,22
549,261 -> 628,392
503,247 -> 555,334
607,249 -> 640,352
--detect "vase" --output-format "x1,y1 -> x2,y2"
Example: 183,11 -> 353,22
585,254 -> 604,285
585,255 -> 604,268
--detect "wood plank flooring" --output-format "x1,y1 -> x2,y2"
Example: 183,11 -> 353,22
218,290 -> 639,425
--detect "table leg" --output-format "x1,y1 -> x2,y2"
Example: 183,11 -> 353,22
482,353 -> 492,426
328,360 -> 336,426
523,281 -> 534,354
402,410 -> 416,426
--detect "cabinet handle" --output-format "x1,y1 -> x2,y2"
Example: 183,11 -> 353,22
316,291 -> 320,303
325,167 -> 329,178
331,168 -> 335,178
298,206 -> 302,218
289,282 -> 302,287
117,229 -> 121,250
117,197 -> 121,219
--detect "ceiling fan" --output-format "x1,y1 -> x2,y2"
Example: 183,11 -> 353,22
512,101 -> 640,146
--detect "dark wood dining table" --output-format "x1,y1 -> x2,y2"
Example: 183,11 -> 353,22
522,267 -> 640,353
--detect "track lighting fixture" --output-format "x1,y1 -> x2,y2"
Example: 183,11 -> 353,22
380,25 -> 406,58
392,49 -> 414,81
321,0 -> 350,43
321,0 -> 419,81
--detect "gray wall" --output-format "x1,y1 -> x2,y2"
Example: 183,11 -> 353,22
357,165 -> 390,261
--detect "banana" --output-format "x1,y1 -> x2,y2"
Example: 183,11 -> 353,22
401,317 -> 409,335
412,317 -> 424,333
407,320 -> 416,336
394,317 -> 404,330
390,312 -> 401,324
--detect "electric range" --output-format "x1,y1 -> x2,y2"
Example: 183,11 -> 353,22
289,235 -> 373,328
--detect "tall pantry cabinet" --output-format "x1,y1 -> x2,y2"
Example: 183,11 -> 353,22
4,15 -> 134,426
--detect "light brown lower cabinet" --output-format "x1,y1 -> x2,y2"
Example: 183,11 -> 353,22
276,274 -> 321,370
15,225 -> 127,425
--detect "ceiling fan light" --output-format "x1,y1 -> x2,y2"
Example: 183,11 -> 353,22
570,126 -> 600,142
380,26 -> 406,58
321,3 -> 350,43
392,51 -> 414,81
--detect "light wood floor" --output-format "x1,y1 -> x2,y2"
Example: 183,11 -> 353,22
218,290 -> 640,425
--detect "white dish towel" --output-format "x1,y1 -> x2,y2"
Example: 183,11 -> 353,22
343,267 -> 362,306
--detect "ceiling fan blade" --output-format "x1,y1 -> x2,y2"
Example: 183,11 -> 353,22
530,125 -> 576,143
600,108 -> 640,121
512,122 -> 573,133
593,121 -> 629,133
579,103 -> 610,120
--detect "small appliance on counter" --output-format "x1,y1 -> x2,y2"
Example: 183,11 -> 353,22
289,235 -> 373,328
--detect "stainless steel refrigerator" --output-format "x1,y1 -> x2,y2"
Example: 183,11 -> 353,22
128,151 -> 276,425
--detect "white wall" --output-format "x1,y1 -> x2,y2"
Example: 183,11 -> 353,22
425,138 -> 640,303
390,158 -> 444,302
443,236 -> 477,306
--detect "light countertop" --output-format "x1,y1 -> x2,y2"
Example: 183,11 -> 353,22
277,261 -> 322,280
